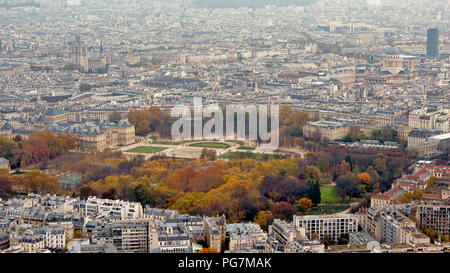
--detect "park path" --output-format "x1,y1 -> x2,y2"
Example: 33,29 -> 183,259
333,201 -> 359,215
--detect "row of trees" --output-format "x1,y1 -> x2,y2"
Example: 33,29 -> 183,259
125,105 -> 311,144
342,126 -> 402,144
0,132 -> 76,168
0,169 -> 60,198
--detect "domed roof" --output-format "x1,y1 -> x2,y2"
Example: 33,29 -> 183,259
385,47 -> 400,55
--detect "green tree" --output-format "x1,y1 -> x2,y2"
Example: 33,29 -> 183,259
308,181 -> 321,205
134,184 -> 155,207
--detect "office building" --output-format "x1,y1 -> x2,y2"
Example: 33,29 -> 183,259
427,28 -> 439,59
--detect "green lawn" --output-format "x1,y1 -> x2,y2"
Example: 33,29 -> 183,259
320,185 -> 341,204
228,140 -> 246,146
151,139 -> 209,145
189,142 -> 230,149
151,140 -> 183,145
60,176 -> 82,189
126,146 -> 167,154
237,146 -> 256,151
308,204 -> 350,215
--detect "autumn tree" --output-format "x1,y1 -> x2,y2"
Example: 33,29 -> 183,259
0,136 -> 20,167
19,170 -> 60,194
296,197 -> 313,212
197,248 -> 218,253
79,185 -> 95,200
338,160 -> 351,176
311,232 -> 319,240
128,107 -> 163,136
73,230 -> 83,239
19,131 -> 76,166
260,176 -> 309,204
279,106 -> 310,146
305,166 -> 321,181
427,176 -> 438,188
412,190 -> 423,201
398,192 -> 412,204
358,172 -> 371,185
200,148 -> 217,161
271,201 -> 295,221
335,174 -> 361,201
189,166 -> 225,192
254,211 -> 274,232
0,170 -> 12,199
348,125 -> 361,142
109,111 -> 123,123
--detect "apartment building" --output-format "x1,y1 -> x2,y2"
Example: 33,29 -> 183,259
367,207 -> 416,245
409,109 -> 449,133
111,220 -> 156,253
80,196 -> 143,219
269,219 -> 303,245
294,214 -> 358,242
19,235 -> 45,253
204,215 -> 226,253
417,203 -> 450,237
143,208 -> 177,221
227,223 -> 267,253
156,223 -> 192,253
32,227 -> 66,249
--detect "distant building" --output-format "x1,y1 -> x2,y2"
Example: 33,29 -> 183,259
427,28 -> 439,59
303,120 -> 349,141
408,109 -> 448,133
381,47 -> 403,75
44,108 -> 68,123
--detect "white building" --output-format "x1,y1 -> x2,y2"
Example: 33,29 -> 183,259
33,227 -> 66,249
294,214 -> 359,242
81,196 -> 143,219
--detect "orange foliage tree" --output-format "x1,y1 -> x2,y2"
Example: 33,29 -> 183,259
197,248 -> 217,253
358,172 -> 371,185
297,197 -> 313,211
